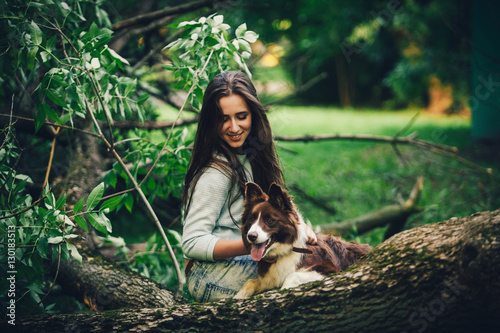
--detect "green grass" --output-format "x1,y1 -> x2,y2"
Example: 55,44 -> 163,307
267,106 -> 499,246
148,104 -> 499,247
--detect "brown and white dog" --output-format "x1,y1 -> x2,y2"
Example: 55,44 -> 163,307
234,182 -> 371,299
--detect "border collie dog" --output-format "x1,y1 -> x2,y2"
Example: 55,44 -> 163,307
235,182 -> 371,299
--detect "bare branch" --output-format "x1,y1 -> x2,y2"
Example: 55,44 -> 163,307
275,132 -> 493,176
267,72 -> 329,106
112,0 -> 223,31
110,117 -> 198,130
319,176 -> 424,236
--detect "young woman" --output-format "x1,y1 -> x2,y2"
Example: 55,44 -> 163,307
182,71 -> 315,302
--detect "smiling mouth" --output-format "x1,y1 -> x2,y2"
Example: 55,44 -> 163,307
250,237 -> 275,262
227,133 -> 243,141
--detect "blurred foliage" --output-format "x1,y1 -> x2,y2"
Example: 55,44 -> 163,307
222,0 -> 470,109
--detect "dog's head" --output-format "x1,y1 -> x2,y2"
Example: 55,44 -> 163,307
241,182 -> 301,261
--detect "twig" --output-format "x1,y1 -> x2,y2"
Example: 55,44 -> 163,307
27,244 -> 62,315
139,49 -> 215,190
112,0 -> 220,31
275,132 -> 457,153
395,111 -> 420,138
275,132 -> 492,176
0,114 -> 100,138
36,13 -> 79,55
87,71 -> 115,148
288,184 -> 337,215
266,72 -> 328,106
0,242 -> 36,248
0,194 -> 49,221
0,95 -> 15,151
41,127 -> 61,192
131,30 -> 184,73
52,22 -> 186,296
109,117 -> 198,130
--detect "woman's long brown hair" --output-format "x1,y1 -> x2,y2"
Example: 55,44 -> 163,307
183,71 -> 285,224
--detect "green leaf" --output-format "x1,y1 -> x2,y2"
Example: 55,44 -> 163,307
66,243 -> 82,264
106,46 -> 130,67
29,21 -> 43,45
73,198 -> 84,214
46,34 -> 57,52
206,36 -> 219,47
27,46 -> 39,71
46,89 -> 66,108
86,182 -> 104,211
243,31 -> 259,43
45,192 -> 56,209
74,215 -> 88,232
105,169 -> 117,188
137,94 -> 150,105
36,236 -> 49,259
88,212 -> 107,234
55,194 -> 67,210
239,40 -> 252,53
42,104 -> 61,123
236,23 -> 247,38
99,211 -> 112,233
124,193 -> 134,213
48,236 -> 64,244
34,107 -> 46,133
124,79 -> 137,97
100,194 -> 125,213
213,15 -> 224,26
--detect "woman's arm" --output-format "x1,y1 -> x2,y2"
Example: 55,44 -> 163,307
182,170 -> 231,261
213,239 -> 249,260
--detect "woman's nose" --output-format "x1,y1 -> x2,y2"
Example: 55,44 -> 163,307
229,119 -> 240,132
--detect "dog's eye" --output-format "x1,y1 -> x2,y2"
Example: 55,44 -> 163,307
267,218 -> 276,225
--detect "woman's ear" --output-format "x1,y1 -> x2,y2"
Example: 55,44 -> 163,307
245,182 -> 265,203
268,183 -> 293,211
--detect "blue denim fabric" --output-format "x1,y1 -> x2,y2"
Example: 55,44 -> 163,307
187,255 -> 258,302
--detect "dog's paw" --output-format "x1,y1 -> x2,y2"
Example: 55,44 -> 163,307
281,270 -> 324,289
234,279 -> 260,299
234,290 -> 251,299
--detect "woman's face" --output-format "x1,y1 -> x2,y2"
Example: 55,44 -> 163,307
218,94 -> 252,149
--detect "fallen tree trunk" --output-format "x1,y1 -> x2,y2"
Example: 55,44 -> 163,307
8,210 -> 500,332
319,176 -> 424,238
55,243 -> 178,312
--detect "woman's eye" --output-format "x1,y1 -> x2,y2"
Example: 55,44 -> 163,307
237,115 -> 247,120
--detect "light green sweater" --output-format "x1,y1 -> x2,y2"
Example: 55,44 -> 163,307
182,154 -> 253,261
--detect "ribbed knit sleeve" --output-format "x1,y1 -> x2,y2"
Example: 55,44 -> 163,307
181,168 -> 231,261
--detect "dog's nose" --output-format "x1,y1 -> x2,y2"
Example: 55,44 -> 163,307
247,231 -> 258,242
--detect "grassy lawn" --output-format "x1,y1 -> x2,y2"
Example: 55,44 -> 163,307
152,104 -> 499,247
267,106 -> 499,246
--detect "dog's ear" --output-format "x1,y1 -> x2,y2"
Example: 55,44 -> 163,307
245,182 -> 265,203
268,183 -> 293,211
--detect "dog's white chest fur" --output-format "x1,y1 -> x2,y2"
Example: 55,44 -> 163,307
234,224 -> 324,299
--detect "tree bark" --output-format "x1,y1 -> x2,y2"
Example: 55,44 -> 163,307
55,244 -> 178,312
7,210 -> 500,332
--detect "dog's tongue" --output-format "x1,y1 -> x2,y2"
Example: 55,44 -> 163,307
251,243 -> 266,261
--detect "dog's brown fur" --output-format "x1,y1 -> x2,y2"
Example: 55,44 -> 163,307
235,182 -> 371,299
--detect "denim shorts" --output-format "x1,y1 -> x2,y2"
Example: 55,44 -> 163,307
187,255 -> 258,302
